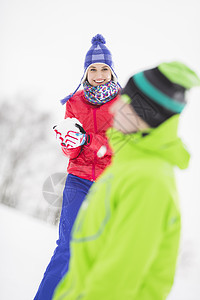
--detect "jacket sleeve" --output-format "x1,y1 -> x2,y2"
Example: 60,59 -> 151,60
61,146 -> 82,159
61,100 -> 82,159
80,176 -> 181,300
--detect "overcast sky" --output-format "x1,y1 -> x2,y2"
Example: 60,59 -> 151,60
1,0 -> 200,237
1,0 -> 200,111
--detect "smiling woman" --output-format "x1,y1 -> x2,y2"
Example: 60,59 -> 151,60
87,64 -> 112,86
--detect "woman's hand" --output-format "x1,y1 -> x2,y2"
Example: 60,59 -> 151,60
53,117 -> 86,148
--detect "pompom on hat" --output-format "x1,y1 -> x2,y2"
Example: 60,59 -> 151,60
121,61 -> 200,127
61,34 -> 119,105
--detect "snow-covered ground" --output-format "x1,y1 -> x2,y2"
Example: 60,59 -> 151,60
0,204 -> 58,300
0,204 -> 200,300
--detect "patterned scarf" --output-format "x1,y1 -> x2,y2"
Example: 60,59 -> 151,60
83,80 -> 119,105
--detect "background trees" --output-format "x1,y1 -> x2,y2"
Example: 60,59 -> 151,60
0,96 -> 67,225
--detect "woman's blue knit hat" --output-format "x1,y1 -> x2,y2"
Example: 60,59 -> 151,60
60,34 -> 119,105
82,34 -> 118,83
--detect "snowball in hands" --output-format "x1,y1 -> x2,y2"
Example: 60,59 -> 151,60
53,118 -> 86,148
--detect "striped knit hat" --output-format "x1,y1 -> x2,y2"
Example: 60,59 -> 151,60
121,61 -> 200,127
61,34 -> 119,105
81,34 -> 118,83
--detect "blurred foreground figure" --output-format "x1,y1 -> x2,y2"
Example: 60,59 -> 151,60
53,62 -> 200,300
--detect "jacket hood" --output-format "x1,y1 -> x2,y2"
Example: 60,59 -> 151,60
107,115 -> 190,170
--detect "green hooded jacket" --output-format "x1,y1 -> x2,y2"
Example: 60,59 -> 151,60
53,115 -> 190,300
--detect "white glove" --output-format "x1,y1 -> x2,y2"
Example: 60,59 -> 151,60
65,131 -> 87,149
53,117 -> 87,148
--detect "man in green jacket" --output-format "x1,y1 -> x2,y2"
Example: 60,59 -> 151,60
53,62 -> 200,300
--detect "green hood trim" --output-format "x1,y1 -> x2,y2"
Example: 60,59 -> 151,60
107,115 -> 190,170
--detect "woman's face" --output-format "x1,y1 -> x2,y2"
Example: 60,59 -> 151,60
87,63 -> 112,87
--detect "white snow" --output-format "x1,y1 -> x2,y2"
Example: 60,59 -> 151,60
0,204 -> 58,300
0,204 -> 200,300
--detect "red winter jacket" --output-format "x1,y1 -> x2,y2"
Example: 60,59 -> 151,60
62,90 -> 119,181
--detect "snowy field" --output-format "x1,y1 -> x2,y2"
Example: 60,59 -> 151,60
0,204 -> 57,300
0,204 -> 200,300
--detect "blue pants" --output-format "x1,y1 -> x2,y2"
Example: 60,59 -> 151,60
34,174 -> 93,300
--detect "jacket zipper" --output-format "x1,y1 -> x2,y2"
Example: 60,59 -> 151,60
92,108 -> 97,181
